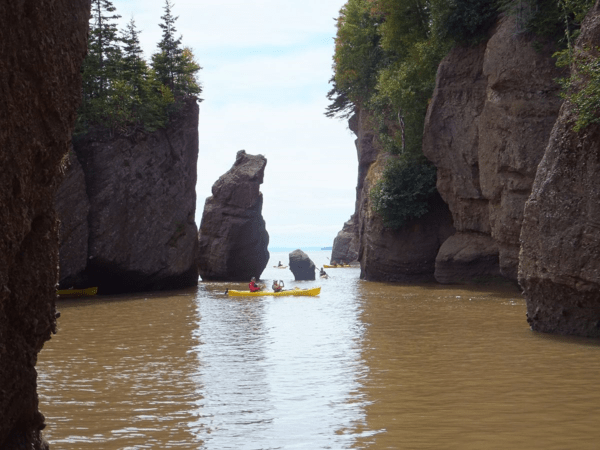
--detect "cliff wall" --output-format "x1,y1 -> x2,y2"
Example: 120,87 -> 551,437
57,98 -> 200,294
339,109 -> 455,282
0,0 -> 89,448
423,16 -> 564,283
519,2 -> 600,337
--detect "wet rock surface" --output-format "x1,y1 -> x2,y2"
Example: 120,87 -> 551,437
197,150 -> 270,281
423,16 -> 564,283
67,98 -> 200,294
289,249 -> 316,281
0,0 -> 89,447
519,2 -> 600,337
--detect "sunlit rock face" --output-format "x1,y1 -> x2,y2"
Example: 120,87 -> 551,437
197,150 -> 270,281
423,15 -> 564,283
0,0 -> 89,448
519,2 -> 600,338
289,249 -> 316,281
65,98 -> 200,294
342,109 -> 454,282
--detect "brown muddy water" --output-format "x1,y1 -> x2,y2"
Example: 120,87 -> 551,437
38,251 -> 600,449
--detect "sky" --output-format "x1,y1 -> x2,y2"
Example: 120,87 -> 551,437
112,0 -> 357,249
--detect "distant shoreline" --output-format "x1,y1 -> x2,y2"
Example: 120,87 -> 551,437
269,247 -> 330,252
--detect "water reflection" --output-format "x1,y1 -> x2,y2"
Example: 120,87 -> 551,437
37,251 -> 600,449
190,268 -> 369,449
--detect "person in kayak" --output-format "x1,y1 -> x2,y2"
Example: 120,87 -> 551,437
319,267 -> 328,278
277,261 -> 283,267
272,280 -> 284,292
249,277 -> 261,292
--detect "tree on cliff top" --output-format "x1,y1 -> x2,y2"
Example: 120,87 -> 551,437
76,0 -> 202,136
151,0 -> 202,99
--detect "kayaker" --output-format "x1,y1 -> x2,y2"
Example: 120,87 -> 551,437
319,267 -> 328,277
249,277 -> 261,292
277,261 -> 283,267
272,280 -> 284,292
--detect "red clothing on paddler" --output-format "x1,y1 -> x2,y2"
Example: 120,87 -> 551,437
249,280 -> 260,292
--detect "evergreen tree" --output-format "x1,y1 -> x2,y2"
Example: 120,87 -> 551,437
120,17 -> 146,91
89,0 -> 122,96
151,0 -> 202,99
152,0 -> 183,92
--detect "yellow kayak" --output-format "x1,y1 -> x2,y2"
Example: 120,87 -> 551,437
57,287 -> 98,298
323,264 -> 351,269
228,287 -> 321,297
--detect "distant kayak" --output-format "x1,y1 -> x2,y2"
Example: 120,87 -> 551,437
273,265 -> 288,269
323,264 -> 350,269
227,287 -> 321,297
57,287 -> 98,298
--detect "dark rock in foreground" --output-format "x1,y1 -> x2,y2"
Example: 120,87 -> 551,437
519,3 -> 600,337
0,0 -> 89,447
289,249 -> 316,281
197,150 -> 270,281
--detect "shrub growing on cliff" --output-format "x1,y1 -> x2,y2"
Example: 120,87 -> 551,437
370,158 -> 438,229
556,45 -> 600,131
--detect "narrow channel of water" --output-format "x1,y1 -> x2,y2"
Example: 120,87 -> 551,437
38,251 -> 600,449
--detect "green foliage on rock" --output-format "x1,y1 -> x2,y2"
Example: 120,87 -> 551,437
327,0 -> 596,227
76,0 -> 202,137
556,45 -> 600,132
151,0 -> 202,99
444,0 -> 499,44
370,157 -> 438,229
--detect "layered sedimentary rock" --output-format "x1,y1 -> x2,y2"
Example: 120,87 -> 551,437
197,150 -> 270,281
66,98 -> 200,293
289,249 -> 316,281
519,2 -> 600,337
343,109 -> 455,282
423,16 -> 564,283
0,0 -> 89,448
55,152 -> 90,289
331,215 -> 359,263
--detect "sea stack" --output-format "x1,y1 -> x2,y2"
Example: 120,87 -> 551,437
197,150 -> 270,281
289,249 -> 316,281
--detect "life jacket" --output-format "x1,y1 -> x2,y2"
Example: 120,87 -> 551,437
249,281 -> 260,292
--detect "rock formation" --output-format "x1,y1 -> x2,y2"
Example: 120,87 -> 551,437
423,16 -> 564,283
335,108 -> 455,282
59,98 -> 200,294
331,215 -> 359,263
289,249 -> 316,281
0,0 -> 89,447
55,152 -> 90,289
197,150 -> 270,281
519,2 -> 600,337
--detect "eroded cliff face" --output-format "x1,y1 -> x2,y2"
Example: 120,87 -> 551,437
331,215 -> 359,263
58,98 -> 200,294
423,15 -> 564,283
519,2 -> 600,337
339,109 -> 454,282
197,150 -> 270,281
0,0 -> 89,448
